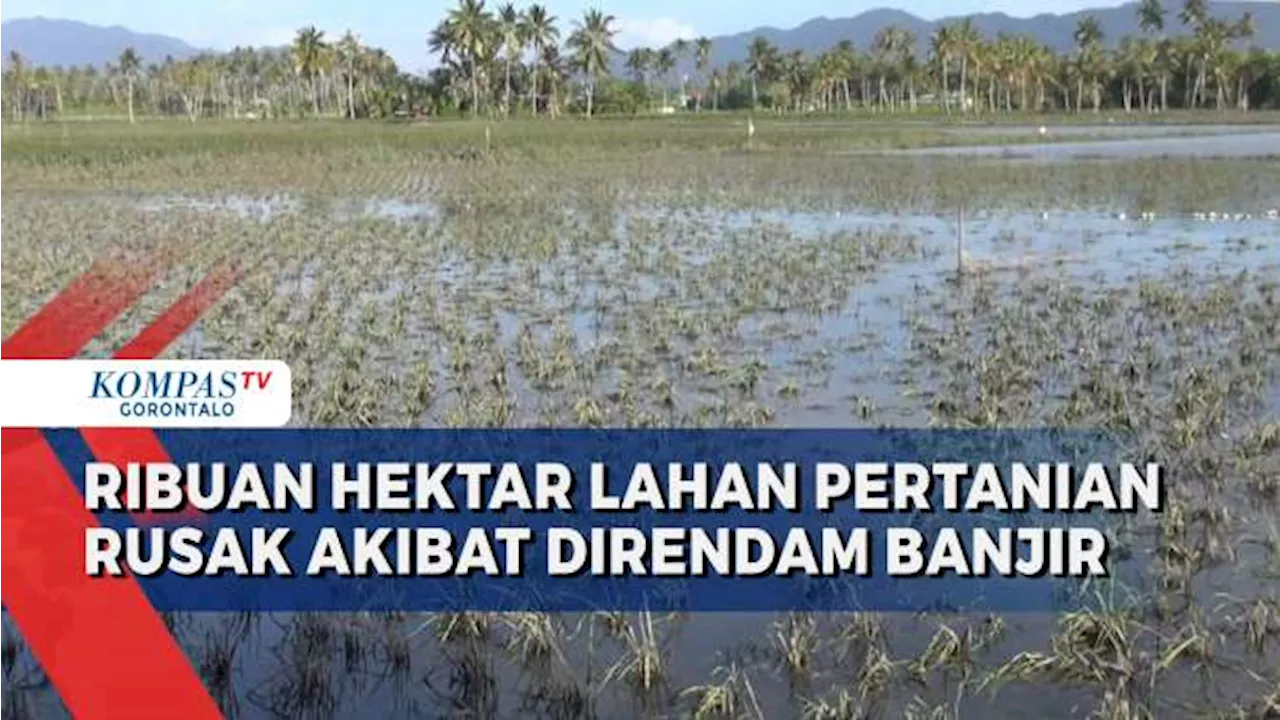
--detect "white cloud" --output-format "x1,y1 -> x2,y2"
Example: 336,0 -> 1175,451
244,26 -> 299,48
615,17 -> 696,50
175,21 -> 289,50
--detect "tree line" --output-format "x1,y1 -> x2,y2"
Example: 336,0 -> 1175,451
3,0 -> 1278,121
2,35 -> 419,121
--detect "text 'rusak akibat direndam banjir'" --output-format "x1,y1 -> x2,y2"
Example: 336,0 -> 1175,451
82,460 -> 1162,580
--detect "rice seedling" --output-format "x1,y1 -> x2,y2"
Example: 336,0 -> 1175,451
771,612 -> 820,697
681,659 -> 765,720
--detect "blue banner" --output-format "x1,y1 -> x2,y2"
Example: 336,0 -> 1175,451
46,428 -> 1148,613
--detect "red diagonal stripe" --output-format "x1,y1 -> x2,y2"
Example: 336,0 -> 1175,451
0,257 -> 165,454
1,260 -> 223,720
2,258 -> 168,360
1,429 -> 221,720
113,262 -> 243,360
82,261 -> 243,525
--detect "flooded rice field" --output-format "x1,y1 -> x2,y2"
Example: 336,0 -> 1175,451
3,120 -> 1279,719
896,130 -> 1280,159
936,122 -> 1280,139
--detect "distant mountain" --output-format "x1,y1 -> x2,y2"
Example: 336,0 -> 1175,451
694,1 -> 1278,72
3,1 -> 1277,73
1,17 -> 204,68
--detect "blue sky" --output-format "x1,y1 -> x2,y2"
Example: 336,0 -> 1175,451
2,0 -> 1128,73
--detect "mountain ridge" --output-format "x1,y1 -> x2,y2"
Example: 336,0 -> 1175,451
2,1 -> 1277,72
699,1 -> 1275,70
2,17 -> 206,67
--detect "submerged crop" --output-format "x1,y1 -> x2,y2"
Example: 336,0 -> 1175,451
2,119 -> 1279,719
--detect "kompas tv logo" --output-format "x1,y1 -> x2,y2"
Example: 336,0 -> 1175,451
1,360 -> 292,427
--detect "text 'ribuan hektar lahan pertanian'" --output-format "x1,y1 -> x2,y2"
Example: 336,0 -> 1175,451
82,460 -> 1159,580
84,460 -> 1163,513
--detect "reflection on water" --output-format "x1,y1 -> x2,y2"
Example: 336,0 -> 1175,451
8,178 -> 1279,719
939,122 -> 1278,138
895,131 -> 1280,159
136,194 -> 441,221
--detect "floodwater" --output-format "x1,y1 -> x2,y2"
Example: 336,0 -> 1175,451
135,194 -> 438,222
79,185 -> 1280,715
76,193 -> 1280,431
894,130 -> 1280,159
938,122 -> 1278,138
7,146 -> 1280,719
601,205 -> 1279,429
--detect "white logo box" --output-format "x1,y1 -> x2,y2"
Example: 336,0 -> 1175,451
0,359 -> 292,428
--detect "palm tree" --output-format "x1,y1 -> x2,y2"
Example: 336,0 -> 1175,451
833,40 -> 855,111
1137,0 -> 1168,110
1179,0 -> 1209,107
1026,41 -> 1055,111
669,38 -> 690,100
1138,0 -> 1167,36
7,51 -> 28,120
782,50 -> 810,111
1180,0 -> 1208,27
670,38 -> 690,63
1207,14 -> 1253,110
654,47 -> 675,109
1235,45 -> 1268,111
1117,36 -> 1147,111
117,47 -> 142,122
626,48 -> 650,83
428,20 -> 462,113
1073,16 -> 1104,112
336,31 -> 362,118
898,32 -> 922,111
813,51 -> 836,110
931,26 -> 955,114
1153,38 -> 1177,111
724,60 -> 743,102
292,27 -> 328,116
625,48 -> 653,110
1232,11 -> 1259,108
950,19 -> 980,114
29,66 -> 50,118
746,36 -> 775,109
444,0 -> 495,115
497,3 -> 522,115
21,3 -> 1280,120
52,64 -> 68,114
1197,19 -> 1228,109
521,4 -> 558,116
567,8 -> 617,118
1234,12 -> 1256,43
694,37 -> 712,112
171,56 -> 202,120
539,42 -> 569,118
873,26 -> 911,111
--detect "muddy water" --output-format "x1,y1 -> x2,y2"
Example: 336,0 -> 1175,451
893,130 -> 1280,159
937,122 -> 1278,138
6,185 -> 1279,718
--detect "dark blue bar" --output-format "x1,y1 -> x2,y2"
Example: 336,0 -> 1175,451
57,428 -> 1142,613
